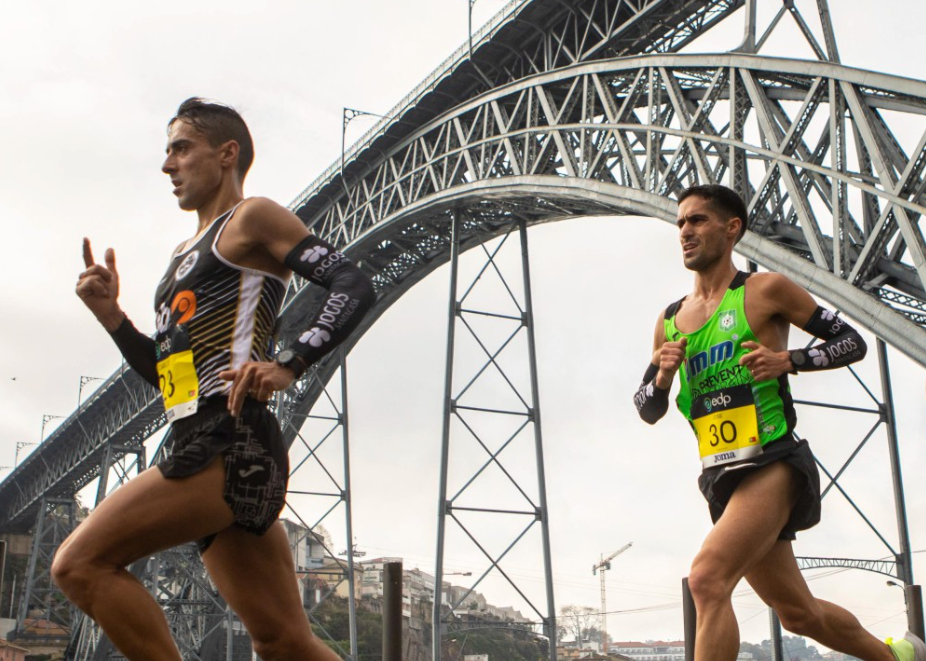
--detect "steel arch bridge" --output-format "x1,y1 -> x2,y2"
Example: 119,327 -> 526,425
2,1 -> 924,659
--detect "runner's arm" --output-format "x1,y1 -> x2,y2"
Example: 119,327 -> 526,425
757,274 -> 867,373
279,233 -> 376,375
634,361 -> 669,424
634,312 -> 679,424
76,239 -> 159,387
220,199 -> 376,416
109,317 -> 159,387
788,305 -> 867,372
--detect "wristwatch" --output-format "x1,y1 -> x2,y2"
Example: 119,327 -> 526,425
275,349 -> 308,379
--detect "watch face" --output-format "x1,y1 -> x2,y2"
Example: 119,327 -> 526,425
791,350 -> 806,366
277,349 -> 295,364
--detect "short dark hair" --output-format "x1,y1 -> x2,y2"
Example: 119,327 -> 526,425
168,98 -> 254,181
678,184 -> 749,242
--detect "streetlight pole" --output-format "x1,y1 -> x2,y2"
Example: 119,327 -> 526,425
468,0 -> 478,61
41,414 -> 65,440
15,442 -> 36,467
78,375 -> 104,409
341,107 -> 391,197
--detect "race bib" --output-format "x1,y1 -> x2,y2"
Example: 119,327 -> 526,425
690,384 -> 762,468
156,328 -> 199,422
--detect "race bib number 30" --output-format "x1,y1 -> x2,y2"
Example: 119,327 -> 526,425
690,384 -> 762,468
156,330 -> 199,422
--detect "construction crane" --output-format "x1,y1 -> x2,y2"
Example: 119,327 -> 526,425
592,542 -> 632,653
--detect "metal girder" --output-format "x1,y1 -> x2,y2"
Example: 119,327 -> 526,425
796,556 -> 898,579
0,369 -> 161,533
0,0 -> 753,535
4,51 -> 926,589
292,0 -> 743,222
296,55 -> 926,367
433,216 -> 556,660
1,0 -> 923,653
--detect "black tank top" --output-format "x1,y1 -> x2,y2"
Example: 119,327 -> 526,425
153,203 -> 287,421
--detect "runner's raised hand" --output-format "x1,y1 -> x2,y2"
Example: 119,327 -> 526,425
76,238 -> 124,330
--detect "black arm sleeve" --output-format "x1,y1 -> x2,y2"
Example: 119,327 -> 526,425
789,306 -> 867,372
283,235 -> 376,375
109,316 -> 159,387
633,362 -> 670,425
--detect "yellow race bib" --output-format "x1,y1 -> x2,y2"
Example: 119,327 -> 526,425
156,329 -> 200,422
690,385 -> 762,468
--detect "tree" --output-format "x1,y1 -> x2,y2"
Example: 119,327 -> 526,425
751,635 -> 824,661
558,604 -> 598,644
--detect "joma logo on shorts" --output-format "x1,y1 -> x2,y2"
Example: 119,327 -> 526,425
687,340 -> 734,378
714,451 -> 736,463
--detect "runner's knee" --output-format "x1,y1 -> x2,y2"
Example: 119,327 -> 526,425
51,538 -> 106,607
775,601 -> 823,637
687,554 -> 735,606
251,627 -> 311,661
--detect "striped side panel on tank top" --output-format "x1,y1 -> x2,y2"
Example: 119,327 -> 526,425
195,271 -> 285,398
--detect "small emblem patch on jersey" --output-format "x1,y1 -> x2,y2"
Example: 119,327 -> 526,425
175,250 -> 200,281
718,309 -> 737,332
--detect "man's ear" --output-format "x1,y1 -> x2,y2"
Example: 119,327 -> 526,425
220,140 -> 240,171
729,216 -> 743,240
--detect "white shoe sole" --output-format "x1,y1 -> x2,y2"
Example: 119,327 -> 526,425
906,631 -> 926,661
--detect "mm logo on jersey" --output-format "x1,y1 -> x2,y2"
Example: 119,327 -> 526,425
687,340 -> 734,378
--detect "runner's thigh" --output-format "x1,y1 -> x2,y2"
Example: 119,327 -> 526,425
58,456 -> 235,567
202,522 -> 312,641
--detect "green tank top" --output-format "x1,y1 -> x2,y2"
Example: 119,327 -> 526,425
664,272 -> 795,466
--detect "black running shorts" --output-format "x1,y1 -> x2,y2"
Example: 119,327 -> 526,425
697,435 -> 821,541
158,397 -> 289,552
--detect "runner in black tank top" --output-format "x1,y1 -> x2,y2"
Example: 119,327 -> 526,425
153,203 -> 286,419
62,98 -> 374,661
632,185 -> 921,661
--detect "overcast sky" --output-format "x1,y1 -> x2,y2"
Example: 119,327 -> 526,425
1,0 -> 925,652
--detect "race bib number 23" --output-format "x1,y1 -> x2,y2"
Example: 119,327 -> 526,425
690,384 -> 762,468
156,329 -> 199,422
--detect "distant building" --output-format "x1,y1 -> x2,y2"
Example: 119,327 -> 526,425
0,639 -> 28,661
279,519 -> 362,605
358,557 -> 403,600
612,640 -> 686,660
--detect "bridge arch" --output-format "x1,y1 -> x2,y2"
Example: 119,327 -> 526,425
284,53 -> 926,381
6,2 -> 926,656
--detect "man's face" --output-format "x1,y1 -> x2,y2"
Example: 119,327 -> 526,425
161,119 -> 226,211
676,195 -> 739,271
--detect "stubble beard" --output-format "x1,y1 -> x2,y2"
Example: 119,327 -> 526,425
683,245 -> 721,272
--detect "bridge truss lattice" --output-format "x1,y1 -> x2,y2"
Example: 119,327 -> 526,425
1,0 -> 924,659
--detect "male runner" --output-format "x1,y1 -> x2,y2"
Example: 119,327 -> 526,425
55,98 -> 375,661
633,184 -> 925,661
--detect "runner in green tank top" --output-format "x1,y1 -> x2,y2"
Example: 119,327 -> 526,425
665,269 -> 795,466
632,184 -> 924,661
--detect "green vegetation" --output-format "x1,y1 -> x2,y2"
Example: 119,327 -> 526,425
453,628 -> 548,661
312,596 -> 383,659
740,635 -> 842,660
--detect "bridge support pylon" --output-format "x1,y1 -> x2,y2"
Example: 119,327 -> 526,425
433,211 -> 556,660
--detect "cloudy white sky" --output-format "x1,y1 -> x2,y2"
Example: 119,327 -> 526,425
1,0 -> 925,652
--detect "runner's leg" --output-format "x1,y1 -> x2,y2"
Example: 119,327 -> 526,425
688,461 -> 795,661
52,456 -> 235,661
202,522 -> 342,661
746,541 -> 894,661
